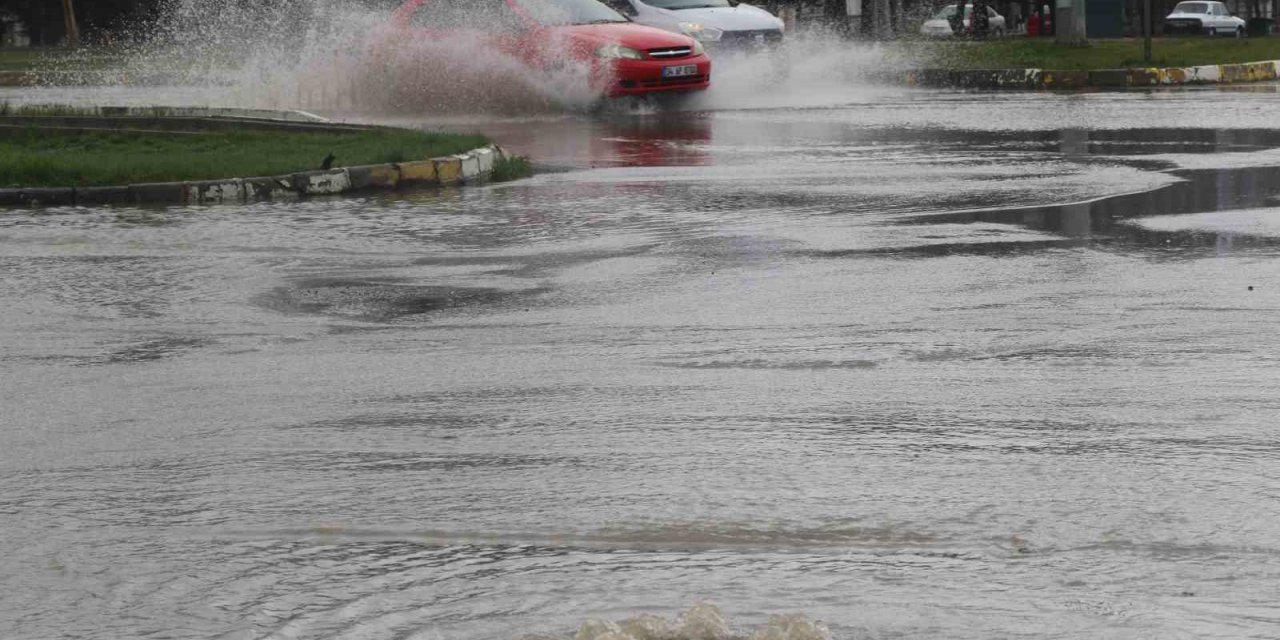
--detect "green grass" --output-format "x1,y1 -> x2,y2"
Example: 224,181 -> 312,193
491,155 -> 533,182
0,126 -> 490,188
899,37 -> 1280,71
0,47 -> 121,73
0,48 -> 45,72
0,102 -> 98,116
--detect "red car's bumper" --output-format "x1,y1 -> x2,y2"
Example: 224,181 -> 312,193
603,55 -> 711,97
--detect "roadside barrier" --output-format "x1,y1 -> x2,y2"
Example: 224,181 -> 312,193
0,145 -> 507,208
901,58 -> 1280,89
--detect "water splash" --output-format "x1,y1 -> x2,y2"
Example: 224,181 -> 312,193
27,0 -> 900,116
688,31 -> 904,112
55,0 -> 607,114
525,603 -> 832,640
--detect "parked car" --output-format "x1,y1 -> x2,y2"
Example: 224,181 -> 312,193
598,0 -> 785,50
389,0 -> 711,98
1163,1 -> 1246,35
919,4 -> 1007,37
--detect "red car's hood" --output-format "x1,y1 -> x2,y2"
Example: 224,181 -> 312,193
549,22 -> 696,49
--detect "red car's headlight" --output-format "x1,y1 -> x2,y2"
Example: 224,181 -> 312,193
596,44 -> 645,60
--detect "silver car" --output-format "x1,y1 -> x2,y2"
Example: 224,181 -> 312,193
600,0 -> 785,49
1163,1 -> 1246,36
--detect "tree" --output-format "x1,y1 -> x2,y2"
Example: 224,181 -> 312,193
61,0 -> 79,45
5,0 -> 163,45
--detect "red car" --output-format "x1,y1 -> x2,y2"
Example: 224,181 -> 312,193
391,0 -> 711,98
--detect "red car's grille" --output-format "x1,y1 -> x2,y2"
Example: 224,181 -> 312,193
715,29 -> 784,48
635,74 -> 707,87
646,47 -> 693,59
617,75 -> 707,89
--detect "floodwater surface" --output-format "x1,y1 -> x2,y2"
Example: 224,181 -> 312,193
3,86 -> 1280,639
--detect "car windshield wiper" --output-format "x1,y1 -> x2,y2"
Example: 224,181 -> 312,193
574,19 -> 628,24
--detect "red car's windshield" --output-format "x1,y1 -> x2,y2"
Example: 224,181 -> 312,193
510,0 -> 629,25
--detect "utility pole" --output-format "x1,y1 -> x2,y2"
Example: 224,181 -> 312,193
1143,0 -> 1153,63
60,0 -> 79,47
1054,0 -> 1087,43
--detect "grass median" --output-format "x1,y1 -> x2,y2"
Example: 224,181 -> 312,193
0,46 -> 122,71
0,126 -> 491,189
901,37 -> 1280,71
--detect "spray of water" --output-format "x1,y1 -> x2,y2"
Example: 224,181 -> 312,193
689,31 -> 904,112
521,603 -> 832,640
62,0 -> 607,114
26,0 -> 904,117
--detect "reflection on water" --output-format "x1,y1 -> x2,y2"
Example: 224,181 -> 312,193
907,127 -> 1280,255
4,93 -> 1280,640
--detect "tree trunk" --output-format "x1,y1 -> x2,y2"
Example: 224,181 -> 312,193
1055,0 -> 1086,42
60,0 -> 79,46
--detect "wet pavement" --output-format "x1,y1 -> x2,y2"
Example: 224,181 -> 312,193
3,84 -> 1280,639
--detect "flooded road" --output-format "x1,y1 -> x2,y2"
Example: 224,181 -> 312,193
4,85 -> 1280,639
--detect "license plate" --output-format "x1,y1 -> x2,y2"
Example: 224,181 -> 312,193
662,65 -> 698,78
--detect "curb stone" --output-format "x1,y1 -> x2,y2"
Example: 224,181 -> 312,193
347,165 -> 401,190
397,160 -> 437,183
292,169 -> 352,196
187,179 -> 245,205
0,104 -> 327,124
904,58 -> 1280,89
129,182 -> 186,205
435,156 -> 464,185
0,144 -> 509,209
6,188 -> 76,208
77,186 -> 132,205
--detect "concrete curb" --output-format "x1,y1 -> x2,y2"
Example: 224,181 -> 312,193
2,105 -> 329,123
95,106 -> 332,123
902,58 -> 1280,89
0,71 -> 33,87
0,144 -> 509,209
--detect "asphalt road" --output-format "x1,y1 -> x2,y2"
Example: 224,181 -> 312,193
3,83 -> 1280,639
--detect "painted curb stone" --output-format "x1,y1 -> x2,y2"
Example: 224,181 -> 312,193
434,157 -> 464,185
908,57 -> 1280,90
292,169 -> 352,196
244,176 -> 299,201
398,160 -> 437,184
2,144 -> 509,209
459,154 -> 483,181
187,179 -> 245,205
474,147 -> 497,173
347,164 -> 401,190
1127,68 -> 1161,86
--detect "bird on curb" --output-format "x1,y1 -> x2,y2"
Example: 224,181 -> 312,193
320,152 -> 336,170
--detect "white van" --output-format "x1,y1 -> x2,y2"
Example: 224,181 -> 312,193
600,0 -> 786,49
